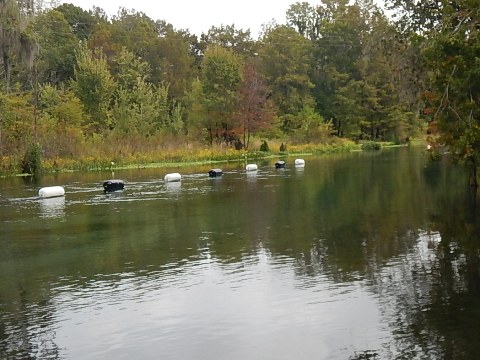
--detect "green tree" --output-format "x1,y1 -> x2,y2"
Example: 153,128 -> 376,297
259,25 -> 315,133
71,43 -> 115,134
112,46 -> 151,88
183,77 -> 208,142
110,47 -> 177,136
37,83 -> 84,156
388,0 -> 480,186
201,45 -> 243,144
294,106 -> 333,143
88,21 -> 121,62
311,0 -> 363,135
0,90 -> 35,155
286,1 -> 319,39
55,3 -> 97,41
28,9 -> 77,84
385,0 -> 443,33
0,0 -> 36,92
199,24 -> 255,56
111,80 -> 162,136
355,10 -> 423,142
154,23 -> 196,100
424,5 -> 480,186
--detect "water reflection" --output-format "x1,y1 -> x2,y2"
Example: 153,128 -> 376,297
39,196 -> 66,218
32,250 -> 393,360
294,166 -> 305,177
104,190 -> 124,200
165,181 -> 181,194
246,170 -> 258,181
1,149 -> 480,359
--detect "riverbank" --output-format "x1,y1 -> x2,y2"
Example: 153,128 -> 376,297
0,138 -> 411,177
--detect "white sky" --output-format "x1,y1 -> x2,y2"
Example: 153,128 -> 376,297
63,0 -> 313,38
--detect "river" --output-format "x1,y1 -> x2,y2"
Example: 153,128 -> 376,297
1,146 -> 479,359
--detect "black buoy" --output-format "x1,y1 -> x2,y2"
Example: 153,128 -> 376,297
275,160 -> 286,169
103,179 -> 125,192
208,169 -> 223,177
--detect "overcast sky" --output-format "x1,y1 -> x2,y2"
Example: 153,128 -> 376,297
64,0 -> 313,38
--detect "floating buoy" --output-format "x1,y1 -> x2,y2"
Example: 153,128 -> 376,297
295,159 -> 305,167
246,164 -> 258,171
164,172 -> 181,182
209,169 -> 223,177
38,186 -> 65,198
103,179 -> 125,192
275,160 -> 286,169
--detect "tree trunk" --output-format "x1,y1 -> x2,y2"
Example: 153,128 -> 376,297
0,118 -> 2,156
469,165 -> 478,188
3,53 -> 10,93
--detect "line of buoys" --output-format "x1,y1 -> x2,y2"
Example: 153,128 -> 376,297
38,186 -> 65,198
103,179 -> 125,192
38,159 -> 306,198
164,172 -> 182,182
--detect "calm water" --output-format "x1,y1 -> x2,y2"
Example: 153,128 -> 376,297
1,147 -> 479,359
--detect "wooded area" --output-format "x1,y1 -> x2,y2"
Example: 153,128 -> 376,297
0,0 -> 478,179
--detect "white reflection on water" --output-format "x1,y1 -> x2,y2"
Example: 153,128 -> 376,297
39,196 -> 65,218
165,181 -> 181,194
51,249 -> 391,360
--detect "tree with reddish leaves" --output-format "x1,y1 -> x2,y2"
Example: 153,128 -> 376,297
235,60 -> 275,150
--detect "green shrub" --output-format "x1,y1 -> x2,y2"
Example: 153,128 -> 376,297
361,141 -> 381,151
260,140 -> 270,152
22,143 -> 43,175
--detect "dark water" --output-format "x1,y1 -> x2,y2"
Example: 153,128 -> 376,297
1,147 -> 479,359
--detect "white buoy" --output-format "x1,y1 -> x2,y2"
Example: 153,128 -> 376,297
246,164 -> 258,171
164,172 -> 181,182
295,159 -> 305,167
38,186 -> 65,198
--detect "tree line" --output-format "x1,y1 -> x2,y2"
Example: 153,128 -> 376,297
0,0 -> 477,180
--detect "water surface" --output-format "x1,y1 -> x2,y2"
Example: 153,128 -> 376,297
1,147 -> 479,359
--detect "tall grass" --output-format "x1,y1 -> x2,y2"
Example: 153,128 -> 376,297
0,133 -> 359,176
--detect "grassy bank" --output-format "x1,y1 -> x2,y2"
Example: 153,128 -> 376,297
1,137 -> 405,177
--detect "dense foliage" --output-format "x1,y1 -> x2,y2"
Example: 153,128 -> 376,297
0,0 -> 467,177
386,0 -> 480,186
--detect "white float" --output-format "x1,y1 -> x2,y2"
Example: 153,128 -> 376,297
164,172 -> 181,182
246,164 -> 258,171
38,186 -> 65,198
295,159 -> 305,167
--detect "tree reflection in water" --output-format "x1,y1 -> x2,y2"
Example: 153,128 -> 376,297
1,149 -> 480,359
372,174 -> 480,359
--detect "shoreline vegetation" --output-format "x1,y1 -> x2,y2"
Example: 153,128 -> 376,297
0,138 -> 415,178
1,1 -> 476,185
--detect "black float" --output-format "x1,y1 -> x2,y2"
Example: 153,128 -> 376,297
103,179 -> 125,192
208,169 -> 223,177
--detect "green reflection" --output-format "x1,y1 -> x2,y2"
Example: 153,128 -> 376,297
1,147 -> 479,359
